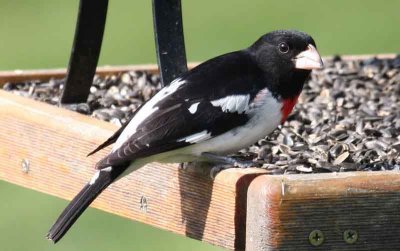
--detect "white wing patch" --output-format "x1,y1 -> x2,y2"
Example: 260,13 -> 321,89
112,78 -> 186,151
211,95 -> 250,114
177,130 -> 212,144
102,166 -> 112,172
89,171 -> 100,185
89,166 -> 112,184
188,102 -> 200,114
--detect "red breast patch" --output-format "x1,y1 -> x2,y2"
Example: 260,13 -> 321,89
281,95 -> 299,124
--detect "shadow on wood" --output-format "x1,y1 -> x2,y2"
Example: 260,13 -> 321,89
177,163 -> 263,250
178,164 -> 214,241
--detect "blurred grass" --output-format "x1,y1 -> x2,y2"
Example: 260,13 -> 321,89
0,181 -> 221,251
0,0 -> 399,250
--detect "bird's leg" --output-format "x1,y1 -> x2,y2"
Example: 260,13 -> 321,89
179,153 -> 256,180
179,161 -> 207,170
201,152 -> 255,168
179,161 -> 232,179
179,161 -> 219,178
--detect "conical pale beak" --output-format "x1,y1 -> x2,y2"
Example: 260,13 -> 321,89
294,44 -> 323,70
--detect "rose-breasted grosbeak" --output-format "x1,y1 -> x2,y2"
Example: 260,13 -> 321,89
47,29 -> 323,242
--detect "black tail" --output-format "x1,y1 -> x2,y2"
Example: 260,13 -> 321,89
46,171 -> 113,243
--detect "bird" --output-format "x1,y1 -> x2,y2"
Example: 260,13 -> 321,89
46,29 -> 323,243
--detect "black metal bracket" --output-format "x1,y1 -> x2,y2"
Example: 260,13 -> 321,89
152,0 -> 188,86
60,0 -> 108,104
60,0 -> 187,104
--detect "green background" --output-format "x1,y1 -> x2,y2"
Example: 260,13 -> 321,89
0,0 -> 399,250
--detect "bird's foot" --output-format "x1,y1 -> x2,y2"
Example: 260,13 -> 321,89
179,162 -> 189,170
201,152 -> 257,168
209,164 -> 231,179
181,153 -> 258,179
233,159 -> 255,168
209,161 -> 256,179
179,161 -> 217,177
179,161 -> 213,170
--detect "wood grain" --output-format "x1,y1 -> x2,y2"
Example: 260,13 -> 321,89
0,63 -> 200,86
0,54 -> 396,86
246,172 -> 400,251
0,90 -> 266,250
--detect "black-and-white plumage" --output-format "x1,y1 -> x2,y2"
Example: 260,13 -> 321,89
47,30 -> 323,243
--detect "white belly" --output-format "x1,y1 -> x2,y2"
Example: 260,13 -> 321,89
190,104 -> 282,155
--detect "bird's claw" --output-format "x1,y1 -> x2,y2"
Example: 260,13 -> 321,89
179,162 -> 188,170
210,160 -> 255,179
233,160 -> 255,168
210,164 -> 230,179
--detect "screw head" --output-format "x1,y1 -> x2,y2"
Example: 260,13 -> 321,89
21,159 -> 30,173
140,195 -> 148,212
309,230 -> 324,246
344,229 -> 358,244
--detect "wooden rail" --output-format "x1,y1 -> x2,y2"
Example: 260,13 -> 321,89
0,63 -> 199,86
1,57 -> 399,250
0,54 -> 396,85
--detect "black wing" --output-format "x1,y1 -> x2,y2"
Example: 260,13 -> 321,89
96,50 -> 267,169
87,122 -> 128,157
87,104 -> 144,157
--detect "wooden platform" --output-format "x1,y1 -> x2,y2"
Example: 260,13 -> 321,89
1,59 -> 399,250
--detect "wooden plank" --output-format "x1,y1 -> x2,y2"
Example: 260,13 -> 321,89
0,54 -> 396,86
0,90 -> 266,250
246,172 -> 400,251
0,63 -> 200,86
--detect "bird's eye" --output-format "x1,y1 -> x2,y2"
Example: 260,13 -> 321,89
278,42 -> 290,54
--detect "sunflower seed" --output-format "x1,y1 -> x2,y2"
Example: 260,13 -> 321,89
333,151 -> 350,165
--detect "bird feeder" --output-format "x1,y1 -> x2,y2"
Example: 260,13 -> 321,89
1,0 -> 400,250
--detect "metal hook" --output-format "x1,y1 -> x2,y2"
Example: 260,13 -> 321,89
61,0 -> 188,104
60,0 -> 108,104
152,0 -> 188,86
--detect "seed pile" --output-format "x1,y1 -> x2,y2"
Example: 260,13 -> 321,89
243,56 -> 400,174
3,71 -> 162,126
3,55 -> 400,174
